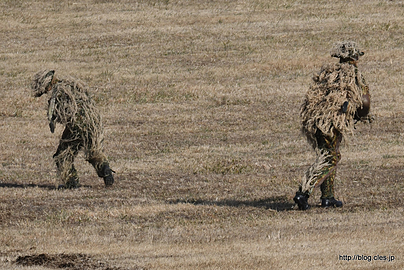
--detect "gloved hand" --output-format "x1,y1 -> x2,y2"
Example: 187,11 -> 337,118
341,101 -> 349,113
49,121 -> 55,133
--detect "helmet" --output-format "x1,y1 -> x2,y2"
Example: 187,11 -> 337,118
31,70 -> 55,97
331,41 -> 364,61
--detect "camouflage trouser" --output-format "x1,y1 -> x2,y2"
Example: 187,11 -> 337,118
303,129 -> 342,198
316,129 -> 342,198
53,126 -> 110,188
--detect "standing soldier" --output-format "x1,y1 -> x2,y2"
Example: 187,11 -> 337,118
293,41 -> 371,210
31,70 -> 115,189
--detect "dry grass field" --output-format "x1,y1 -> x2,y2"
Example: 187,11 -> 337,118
1,0 -> 403,269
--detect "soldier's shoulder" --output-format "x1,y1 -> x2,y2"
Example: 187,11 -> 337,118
312,63 -> 339,82
57,75 -> 89,90
318,62 -> 343,73
313,62 -> 357,82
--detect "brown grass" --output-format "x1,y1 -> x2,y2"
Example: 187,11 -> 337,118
0,0 -> 403,269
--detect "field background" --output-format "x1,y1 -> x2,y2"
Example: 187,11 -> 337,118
0,0 -> 403,269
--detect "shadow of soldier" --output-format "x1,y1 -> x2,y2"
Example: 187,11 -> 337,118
168,195 -> 295,212
0,182 -> 92,190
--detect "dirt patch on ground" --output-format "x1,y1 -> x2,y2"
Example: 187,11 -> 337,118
15,253 -> 143,270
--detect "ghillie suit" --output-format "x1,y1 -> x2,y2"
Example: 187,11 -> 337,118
31,70 -> 115,189
294,41 -> 371,210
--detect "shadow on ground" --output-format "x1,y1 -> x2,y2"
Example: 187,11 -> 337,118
168,196 -> 295,212
0,182 -> 92,190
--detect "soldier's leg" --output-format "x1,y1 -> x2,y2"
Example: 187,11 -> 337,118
320,168 -> 336,198
81,125 -> 115,187
87,153 -> 114,187
319,131 -> 343,207
85,131 -> 114,187
294,153 -> 331,210
294,130 -> 342,210
53,128 -> 81,189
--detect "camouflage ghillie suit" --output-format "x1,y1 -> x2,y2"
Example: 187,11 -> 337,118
294,41 -> 371,210
31,70 -> 115,189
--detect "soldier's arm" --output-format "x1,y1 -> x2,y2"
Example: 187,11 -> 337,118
48,89 -> 57,133
355,75 -> 372,122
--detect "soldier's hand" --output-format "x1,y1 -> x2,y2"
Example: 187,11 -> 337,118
341,101 -> 349,113
49,121 -> 55,133
366,113 -> 375,123
355,114 -> 374,125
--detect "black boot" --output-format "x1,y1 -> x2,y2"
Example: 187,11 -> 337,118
100,163 -> 115,187
321,197 -> 343,208
294,191 -> 310,210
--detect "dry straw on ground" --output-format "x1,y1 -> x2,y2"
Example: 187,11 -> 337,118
0,0 -> 403,269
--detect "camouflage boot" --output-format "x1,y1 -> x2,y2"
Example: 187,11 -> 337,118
64,176 -> 80,189
58,167 -> 80,189
98,162 -> 115,187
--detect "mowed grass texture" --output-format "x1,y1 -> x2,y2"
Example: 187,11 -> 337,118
0,0 -> 403,269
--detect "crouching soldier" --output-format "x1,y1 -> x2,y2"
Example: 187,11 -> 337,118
31,70 -> 115,189
293,41 -> 372,210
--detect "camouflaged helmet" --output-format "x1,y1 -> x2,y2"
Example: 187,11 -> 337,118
331,41 -> 364,61
31,70 -> 55,97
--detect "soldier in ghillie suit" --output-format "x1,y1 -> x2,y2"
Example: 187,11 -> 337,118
293,41 -> 371,210
31,70 -> 115,189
